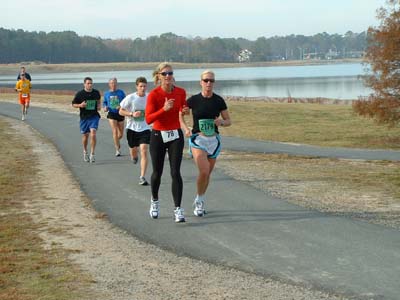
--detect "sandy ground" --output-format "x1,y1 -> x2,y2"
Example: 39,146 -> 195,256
5,114 -> 349,299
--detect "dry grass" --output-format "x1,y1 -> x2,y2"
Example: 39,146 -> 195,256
0,117 -> 93,300
218,101 -> 400,149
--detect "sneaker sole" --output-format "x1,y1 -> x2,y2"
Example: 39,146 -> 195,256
194,210 -> 204,217
149,210 -> 159,219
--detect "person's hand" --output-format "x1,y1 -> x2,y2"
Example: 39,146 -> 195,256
80,101 -> 87,108
214,118 -> 225,127
184,128 -> 192,137
163,98 -> 175,111
132,111 -> 142,118
103,106 -> 109,112
181,105 -> 189,115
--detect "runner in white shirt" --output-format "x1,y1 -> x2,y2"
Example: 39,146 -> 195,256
119,77 -> 151,186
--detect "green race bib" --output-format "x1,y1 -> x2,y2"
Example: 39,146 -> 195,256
85,99 -> 97,110
133,110 -> 145,122
109,96 -> 119,109
199,119 -> 215,136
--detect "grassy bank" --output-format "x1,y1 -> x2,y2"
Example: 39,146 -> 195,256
0,58 -> 362,75
219,100 -> 400,149
0,118 -> 92,300
1,91 -> 400,149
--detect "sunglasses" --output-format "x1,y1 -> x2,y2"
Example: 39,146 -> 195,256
202,78 -> 215,83
160,71 -> 174,76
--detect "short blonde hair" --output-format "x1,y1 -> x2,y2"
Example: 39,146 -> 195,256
201,70 -> 215,79
152,62 -> 173,85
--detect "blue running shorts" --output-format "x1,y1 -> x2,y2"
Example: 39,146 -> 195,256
80,115 -> 100,134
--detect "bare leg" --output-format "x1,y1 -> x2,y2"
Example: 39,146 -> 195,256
139,143 -> 149,177
108,119 -> 120,151
191,148 -> 216,196
89,129 -> 97,155
117,121 -> 124,143
82,133 -> 89,153
130,147 -> 138,160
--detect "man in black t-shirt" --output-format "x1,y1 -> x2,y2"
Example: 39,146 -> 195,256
72,77 -> 101,163
17,66 -> 32,81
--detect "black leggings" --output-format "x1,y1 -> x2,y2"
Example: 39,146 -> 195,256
150,129 -> 184,207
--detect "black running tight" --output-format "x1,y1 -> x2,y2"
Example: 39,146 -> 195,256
149,129 -> 184,207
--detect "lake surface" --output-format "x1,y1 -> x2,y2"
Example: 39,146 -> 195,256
0,63 -> 372,99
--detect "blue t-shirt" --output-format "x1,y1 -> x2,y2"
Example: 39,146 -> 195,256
103,89 -> 126,114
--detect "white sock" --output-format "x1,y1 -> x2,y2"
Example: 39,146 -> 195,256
196,194 -> 205,202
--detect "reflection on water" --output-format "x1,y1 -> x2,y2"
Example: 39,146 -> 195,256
0,63 -> 371,99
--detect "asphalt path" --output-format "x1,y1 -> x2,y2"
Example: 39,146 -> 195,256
1,102 -> 400,300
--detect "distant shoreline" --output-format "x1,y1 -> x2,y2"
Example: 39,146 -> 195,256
0,87 -> 356,104
0,58 -> 363,75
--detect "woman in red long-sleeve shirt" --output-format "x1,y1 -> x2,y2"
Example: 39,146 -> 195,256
145,62 -> 189,223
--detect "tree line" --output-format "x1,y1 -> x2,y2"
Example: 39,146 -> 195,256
0,28 -> 367,64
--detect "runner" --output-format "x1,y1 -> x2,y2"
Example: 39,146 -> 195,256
17,66 -> 32,81
71,77 -> 101,163
103,78 -> 126,157
15,73 -> 32,120
185,70 -> 231,217
119,77 -> 151,186
145,62 -> 188,223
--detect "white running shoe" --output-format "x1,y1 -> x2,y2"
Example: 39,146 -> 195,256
174,207 -> 185,223
193,198 -> 205,217
83,152 -> 90,162
89,154 -> 95,163
139,176 -> 149,186
21,114 -> 25,121
115,150 -> 121,157
149,200 -> 159,219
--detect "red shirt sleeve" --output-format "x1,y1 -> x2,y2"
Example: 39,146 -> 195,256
145,88 -> 165,126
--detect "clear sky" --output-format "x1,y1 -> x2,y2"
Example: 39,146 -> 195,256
2,0 -> 386,40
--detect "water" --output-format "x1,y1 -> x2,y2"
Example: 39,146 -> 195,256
0,63 -> 371,99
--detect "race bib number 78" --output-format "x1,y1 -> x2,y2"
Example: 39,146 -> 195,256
161,130 -> 179,143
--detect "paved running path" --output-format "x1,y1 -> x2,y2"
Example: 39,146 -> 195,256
1,102 -> 400,299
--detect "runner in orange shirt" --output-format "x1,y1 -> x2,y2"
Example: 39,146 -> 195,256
15,73 -> 32,120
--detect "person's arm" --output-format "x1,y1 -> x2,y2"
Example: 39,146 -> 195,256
215,109 -> 232,127
72,102 -> 85,109
179,110 -> 191,137
103,93 -> 108,112
72,92 -> 86,109
145,94 -> 170,125
96,92 -> 101,111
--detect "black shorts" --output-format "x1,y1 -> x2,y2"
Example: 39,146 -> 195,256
127,129 -> 151,148
107,111 -> 125,122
